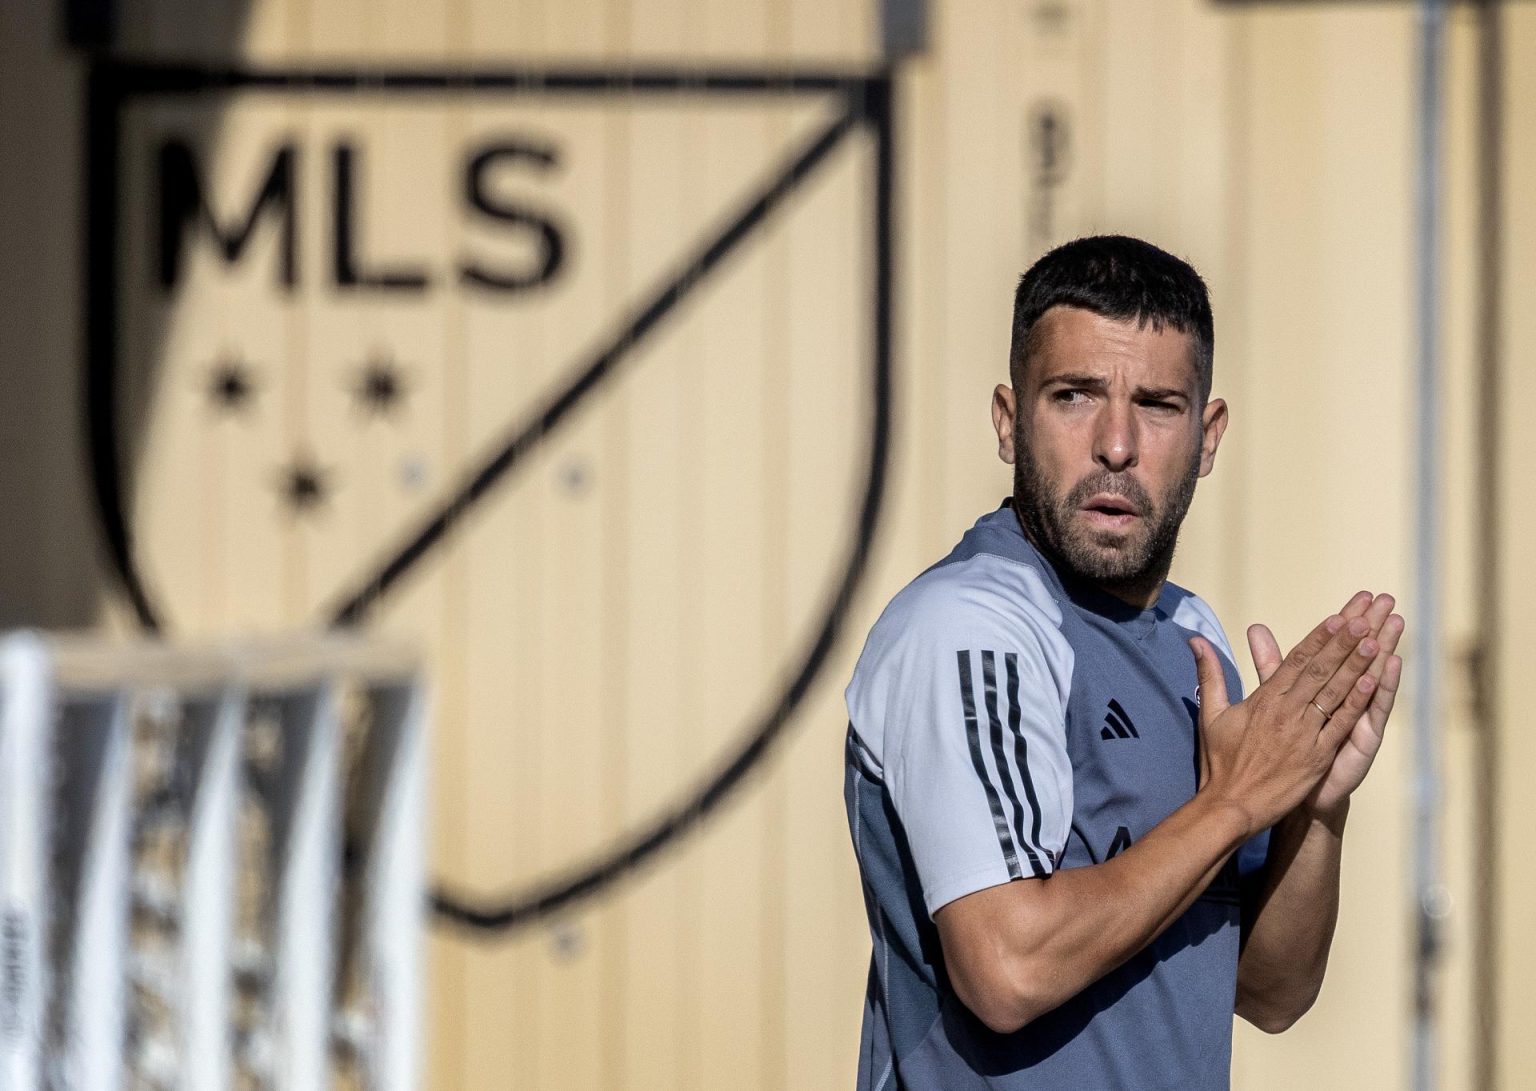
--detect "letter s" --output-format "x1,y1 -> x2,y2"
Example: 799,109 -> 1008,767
460,141 -> 566,291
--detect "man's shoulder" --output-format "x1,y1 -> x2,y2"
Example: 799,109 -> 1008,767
878,548 -> 1066,648
844,523 -> 1078,782
845,507 -> 1074,753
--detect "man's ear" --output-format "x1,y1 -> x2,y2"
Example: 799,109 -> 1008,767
1197,397 -> 1228,477
992,384 -> 1018,465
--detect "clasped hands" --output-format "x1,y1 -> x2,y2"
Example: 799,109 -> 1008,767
1191,591 -> 1405,836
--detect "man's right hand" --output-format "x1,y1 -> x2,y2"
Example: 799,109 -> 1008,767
1189,615 -> 1380,839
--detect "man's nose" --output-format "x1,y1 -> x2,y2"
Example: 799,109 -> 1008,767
1093,402 -> 1139,472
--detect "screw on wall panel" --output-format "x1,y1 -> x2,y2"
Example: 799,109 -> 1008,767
400,455 -> 429,491
549,922 -> 585,961
559,458 -> 590,496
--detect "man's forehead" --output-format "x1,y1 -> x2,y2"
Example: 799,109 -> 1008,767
1027,306 -> 1200,389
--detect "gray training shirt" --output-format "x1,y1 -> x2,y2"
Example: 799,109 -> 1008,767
844,502 -> 1266,1090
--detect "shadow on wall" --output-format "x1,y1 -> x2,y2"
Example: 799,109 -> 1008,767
0,0 -> 254,630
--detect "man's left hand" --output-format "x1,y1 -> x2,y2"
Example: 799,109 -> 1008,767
1246,591 -> 1404,818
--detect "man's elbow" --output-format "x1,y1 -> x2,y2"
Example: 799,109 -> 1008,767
959,993 -> 1041,1036
1242,1007 -> 1300,1035
965,996 -> 1035,1036
1236,984 -> 1320,1034
952,961 -> 1061,1035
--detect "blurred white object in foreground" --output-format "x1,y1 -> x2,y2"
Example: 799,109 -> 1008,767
0,632 -> 427,1091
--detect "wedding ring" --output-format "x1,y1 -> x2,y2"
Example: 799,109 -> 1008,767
1309,699 -> 1331,722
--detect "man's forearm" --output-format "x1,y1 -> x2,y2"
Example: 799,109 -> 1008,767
1236,801 -> 1348,1032
941,613 -> 1387,1036
939,792 -> 1252,1032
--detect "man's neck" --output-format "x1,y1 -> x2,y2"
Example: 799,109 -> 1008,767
1090,571 -> 1167,611
1007,498 -> 1169,611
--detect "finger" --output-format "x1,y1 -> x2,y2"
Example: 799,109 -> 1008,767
1340,590 -> 1374,621
1281,615 -> 1369,708
1320,672 -> 1378,752
1267,615 -> 1346,693
1367,614 -> 1404,682
1367,653 -> 1403,730
1354,613 -> 1403,705
1247,624 -> 1283,683
1361,593 -> 1395,638
1378,612 -> 1404,655
1190,637 -> 1230,725
1307,628 -> 1380,718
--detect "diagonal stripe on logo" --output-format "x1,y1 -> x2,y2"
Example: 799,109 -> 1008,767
1107,697 -> 1138,738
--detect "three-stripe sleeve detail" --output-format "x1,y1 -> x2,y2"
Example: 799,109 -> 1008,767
1004,652 -> 1049,860
982,652 -> 1047,878
956,650 -> 1023,880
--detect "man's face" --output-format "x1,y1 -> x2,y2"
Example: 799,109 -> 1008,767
992,306 -> 1227,602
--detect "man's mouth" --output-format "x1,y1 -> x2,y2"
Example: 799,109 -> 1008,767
1079,493 -> 1142,529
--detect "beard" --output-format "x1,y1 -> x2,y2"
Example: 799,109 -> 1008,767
1012,427 -> 1201,599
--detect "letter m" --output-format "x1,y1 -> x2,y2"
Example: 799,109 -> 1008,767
158,139 -> 296,291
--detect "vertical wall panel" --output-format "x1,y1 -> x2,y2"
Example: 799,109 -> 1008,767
594,13 -> 634,1089
523,90 -> 611,1091
1494,13 -> 1536,1087
778,8 -> 868,1089
612,86 -> 692,1091
689,7 -> 774,1086
447,2 -> 566,1075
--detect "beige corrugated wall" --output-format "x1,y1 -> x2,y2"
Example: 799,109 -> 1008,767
1,0 -> 1531,1087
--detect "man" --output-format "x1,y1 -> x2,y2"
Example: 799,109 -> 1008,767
843,235 -> 1404,1089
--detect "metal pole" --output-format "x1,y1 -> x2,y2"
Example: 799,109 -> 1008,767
1470,4 -> 1505,1085
1412,2 -> 1446,1089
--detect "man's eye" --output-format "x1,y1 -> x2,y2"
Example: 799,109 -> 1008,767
1053,390 -> 1089,404
1141,400 -> 1180,413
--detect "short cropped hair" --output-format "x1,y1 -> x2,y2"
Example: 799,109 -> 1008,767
1008,235 -> 1214,401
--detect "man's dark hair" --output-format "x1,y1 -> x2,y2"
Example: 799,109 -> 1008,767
1008,235 -> 1214,401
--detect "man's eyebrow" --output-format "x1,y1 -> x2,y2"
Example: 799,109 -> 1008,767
1043,373 -> 1108,388
1133,386 -> 1191,402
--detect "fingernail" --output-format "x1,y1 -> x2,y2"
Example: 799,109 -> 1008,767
1359,674 -> 1377,691
1325,616 -> 1344,634
1358,639 -> 1378,658
1348,618 -> 1369,637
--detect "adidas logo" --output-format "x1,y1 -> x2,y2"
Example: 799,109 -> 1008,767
1099,698 -> 1139,740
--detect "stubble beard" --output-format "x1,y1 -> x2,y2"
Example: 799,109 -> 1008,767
1012,425 -> 1201,602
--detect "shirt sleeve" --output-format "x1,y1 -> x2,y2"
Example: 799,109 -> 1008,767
849,578 -> 1075,919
